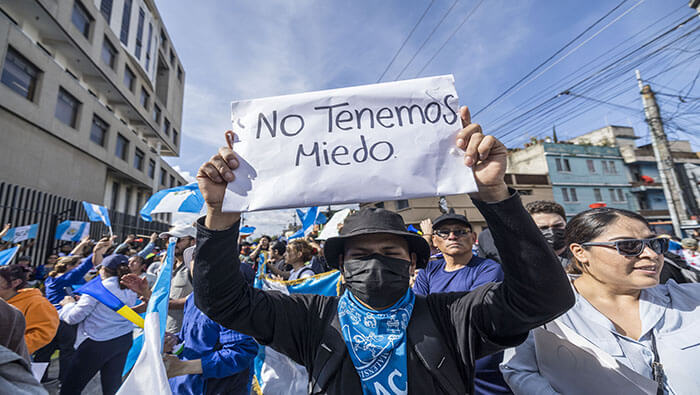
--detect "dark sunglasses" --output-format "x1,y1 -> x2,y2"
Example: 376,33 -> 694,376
434,229 -> 471,239
581,238 -> 669,257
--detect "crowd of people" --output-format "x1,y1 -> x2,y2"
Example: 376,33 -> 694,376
0,109 -> 699,395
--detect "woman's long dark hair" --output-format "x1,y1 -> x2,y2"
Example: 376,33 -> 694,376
564,207 -> 650,274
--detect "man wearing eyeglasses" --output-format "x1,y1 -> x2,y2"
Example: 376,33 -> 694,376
413,212 -> 510,395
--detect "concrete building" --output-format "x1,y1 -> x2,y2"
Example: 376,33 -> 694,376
360,173 -> 554,232
507,141 -> 635,220
570,126 -> 700,223
0,0 -> 186,217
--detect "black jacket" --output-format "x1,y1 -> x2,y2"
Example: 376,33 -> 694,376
193,191 -> 575,394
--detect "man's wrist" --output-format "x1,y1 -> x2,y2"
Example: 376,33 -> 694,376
205,206 -> 240,230
469,183 -> 510,203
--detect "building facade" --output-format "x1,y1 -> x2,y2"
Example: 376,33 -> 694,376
0,0 -> 186,217
508,141 -> 635,220
360,173 -> 554,232
570,125 -> 700,223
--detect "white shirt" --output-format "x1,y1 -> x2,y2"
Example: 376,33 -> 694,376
288,265 -> 314,281
501,280 -> 700,395
59,277 -> 139,347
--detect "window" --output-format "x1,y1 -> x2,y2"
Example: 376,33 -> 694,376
160,168 -> 167,186
160,29 -> 168,49
395,200 -> 409,210
1,48 -> 40,100
111,182 -> 120,210
169,175 -> 175,188
555,158 -> 570,172
586,159 -> 595,173
562,188 -> 570,202
616,189 -> 625,202
123,66 -> 135,91
115,133 -> 129,160
169,49 -> 175,66
555,158 -> 562,171
594,188 -> 602,202
163,118 -> 170,135
562,188 -> 577,202
101,37 -> 117,69
134,148 -> 144,170
100,0 -> 113,23
172,128 -> 178,144
71,1 -> 93,38
153,104 -> 161,124
148,159 -> 155,178
119,0 -> 132,45
135,8 -> 145,59
569,188 -> 578,202
177,66 -> 182,82
609,161 -> 617,174
140,88 -> 149,109
563,159 -> 571,172
90,115 -> 108,146
55,88 -> 80,128
609,189 -> 617,202
602,160 -> 609,173
145,22 -> 153,71
375,202 -> 385,209
125,187 -> 132,214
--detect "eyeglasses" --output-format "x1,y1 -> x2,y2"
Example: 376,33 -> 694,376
434,229 -> 471,239
581,238 -> 669,257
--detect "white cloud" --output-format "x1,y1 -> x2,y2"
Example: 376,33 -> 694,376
170,165 -> 196,183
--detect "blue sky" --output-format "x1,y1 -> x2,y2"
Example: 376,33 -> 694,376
156,0 -> 700,236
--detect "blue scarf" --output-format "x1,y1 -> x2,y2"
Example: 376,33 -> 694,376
338,289 -> 415,395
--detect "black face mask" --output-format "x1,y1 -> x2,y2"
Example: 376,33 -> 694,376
541,227 -> 566,252
342,253 -> 410,309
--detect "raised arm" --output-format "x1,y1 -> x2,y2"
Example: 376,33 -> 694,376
430,107 -> 574,361
192,140 -> 329,366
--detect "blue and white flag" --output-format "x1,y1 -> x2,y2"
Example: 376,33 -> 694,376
0,246 -> 19,266
252,266 -> 341,394
2,224 -> 38,243
55,221 -> 90,242
117,238 -> 175,394
140,183 -> 204,222
288,206 -> 319,240
82,201 -> 112,227
297,208 -> 327,226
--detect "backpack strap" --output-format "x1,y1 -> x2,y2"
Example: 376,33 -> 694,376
407,295 -> 467,395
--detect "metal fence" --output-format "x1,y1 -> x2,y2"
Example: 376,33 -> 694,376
0,182 -> 171,264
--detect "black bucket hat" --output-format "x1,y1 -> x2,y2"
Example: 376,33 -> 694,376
324,207 -> 430,269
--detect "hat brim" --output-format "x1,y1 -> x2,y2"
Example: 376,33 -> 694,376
324,229 -> 430,269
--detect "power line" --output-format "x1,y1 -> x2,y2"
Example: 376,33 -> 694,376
472,0 -> 633,117
414,0 -> 485,77
376,0 -> 435,83
394,0 -> 459,80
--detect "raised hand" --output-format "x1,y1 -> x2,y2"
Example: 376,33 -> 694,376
197,131 -> 241,229
455,107 -> 509,202
149,232 -> 158,244
121,273 -> 151,299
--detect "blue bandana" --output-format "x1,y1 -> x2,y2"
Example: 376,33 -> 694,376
338,289 -> 415,395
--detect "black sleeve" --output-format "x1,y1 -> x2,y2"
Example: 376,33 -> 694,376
192,218 -> 331,366
430,190 -> 575,361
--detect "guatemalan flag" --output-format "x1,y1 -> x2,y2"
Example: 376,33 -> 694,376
288,206 -> 320,240
82,201 -> 112,227
55,221 -> 90,242
1,224 -> 39,243
252,266 -> 341,394
117,238 -> 175,395
0,246 -> 20,266
140,183 -> 205,222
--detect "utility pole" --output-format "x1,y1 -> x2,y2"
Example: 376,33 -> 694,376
635,70 -> 687,236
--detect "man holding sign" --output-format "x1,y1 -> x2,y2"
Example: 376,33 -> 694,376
194,87 -> 574,393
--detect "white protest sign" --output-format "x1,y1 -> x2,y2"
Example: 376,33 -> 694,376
222,75 -> 477,212
534,320 -> 657,395
317,208 -> 352,240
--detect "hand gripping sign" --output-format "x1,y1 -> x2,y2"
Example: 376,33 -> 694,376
222,75 -> 477,212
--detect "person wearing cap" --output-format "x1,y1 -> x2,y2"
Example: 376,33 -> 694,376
57,254 -> 139,395
160,225 -> 197,334
192,107 -> 574,393
413,212 -> 509,395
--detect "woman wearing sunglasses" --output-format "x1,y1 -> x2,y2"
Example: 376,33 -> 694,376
500,207 -> 699,394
